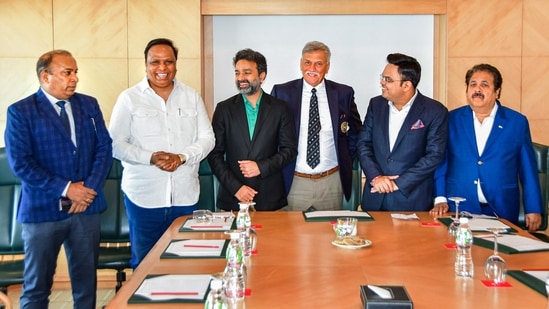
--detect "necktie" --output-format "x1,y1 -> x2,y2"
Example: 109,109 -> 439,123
56,101 -> 70,133
306,88 -> 321,169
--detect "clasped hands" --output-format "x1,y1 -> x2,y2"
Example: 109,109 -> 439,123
151,151 -> 183,172
370,175 -> 399,194
235,160 -> 260,203
66,181 -> 97,214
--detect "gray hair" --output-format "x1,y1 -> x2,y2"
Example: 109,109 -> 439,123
302,41 -> 331,62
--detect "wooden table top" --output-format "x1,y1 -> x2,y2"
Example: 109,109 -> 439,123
106,212 -> 549,308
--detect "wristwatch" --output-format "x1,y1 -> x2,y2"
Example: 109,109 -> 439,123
178,154 -> 186,165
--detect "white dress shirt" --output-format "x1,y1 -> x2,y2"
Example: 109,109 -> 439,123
295,80 -> 338,174
434,103 -> 498,205
109,77 -> 215,208
388,90 -> 418,151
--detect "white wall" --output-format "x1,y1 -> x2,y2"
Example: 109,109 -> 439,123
213,15 -> 434,119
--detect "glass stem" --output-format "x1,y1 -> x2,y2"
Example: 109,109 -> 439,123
493,232 -> 499,255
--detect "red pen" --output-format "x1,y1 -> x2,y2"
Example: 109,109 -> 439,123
183,244 -> 220,248
151,291 -> 199,296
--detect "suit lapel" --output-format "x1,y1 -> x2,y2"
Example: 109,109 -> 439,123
458,106 -> 479,154
484,102 -> 506,153
392,94 -> 425,152
36,89 -> 73,142
233,95 -> 252,149
325,80 -> 340,146
250,92 -> 269,148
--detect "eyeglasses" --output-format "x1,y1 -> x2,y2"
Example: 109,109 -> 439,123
380,75 -> 408,83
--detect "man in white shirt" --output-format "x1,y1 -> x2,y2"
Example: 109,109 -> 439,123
109,38 -> 215,268
431,63 -> 542,232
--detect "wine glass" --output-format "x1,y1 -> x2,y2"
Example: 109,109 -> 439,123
484,227 -> 507,283
448,197 -> 466,236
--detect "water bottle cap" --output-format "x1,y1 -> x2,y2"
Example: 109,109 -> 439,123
210,279 -> 223,289
459,217 -> 468,224
239,203 -> 248,210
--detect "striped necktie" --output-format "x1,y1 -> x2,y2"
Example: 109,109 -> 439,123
306,88 -> 321,169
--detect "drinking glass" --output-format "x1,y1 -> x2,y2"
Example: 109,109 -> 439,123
335,217 -> 358,239
484,227 -> 507,283
448,197 -> 466,236
193,209 -> 213,224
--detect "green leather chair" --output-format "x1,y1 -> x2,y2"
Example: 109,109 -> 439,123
197,159 -> 219,211
0,147 -> 24,296
343,157 -> 363,211
97,158 -> 131,292
518,142 -> 549,233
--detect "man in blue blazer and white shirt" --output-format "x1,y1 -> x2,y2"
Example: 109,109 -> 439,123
271,41 -> 362,210
4,50 -> 112,308
431,63 -> 542,232
358,53 -> 448,212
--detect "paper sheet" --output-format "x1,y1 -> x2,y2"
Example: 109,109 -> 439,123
304,210 -> 371,219
134,274 -> 210,301
164,239 -> 226,257
466,218 -> 512,231
495,234 -> 549,252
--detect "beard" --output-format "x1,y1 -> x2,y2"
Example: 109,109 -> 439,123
236,78 -> 261,96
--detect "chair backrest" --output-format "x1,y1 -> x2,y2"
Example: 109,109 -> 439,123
99,158 -> 130,243
197,159 -> 219,212
343,157 -> 363,211
518,142 -> 549,230
0,147 -> 24,254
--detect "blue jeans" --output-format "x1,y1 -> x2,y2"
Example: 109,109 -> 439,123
124,194 -> 196,269
20,214 -> 100,309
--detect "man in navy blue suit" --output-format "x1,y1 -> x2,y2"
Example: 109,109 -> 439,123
271,41 -> 362,210
431,64 -> 542,231
358,53 -> 448,212
4,50 -> 112,308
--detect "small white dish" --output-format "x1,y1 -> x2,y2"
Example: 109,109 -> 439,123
331,237 -> 372,249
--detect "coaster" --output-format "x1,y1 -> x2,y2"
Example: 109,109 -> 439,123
481,279 -> 512,287
444,243 -> 457,249
421,222 -> 441,227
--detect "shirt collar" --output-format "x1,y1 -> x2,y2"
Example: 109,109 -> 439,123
472,101 -> 499,121
242,90 -> 263,109
388,89 -> 418,112
303,79 -> 326,94
41,87 -> 69,105
137,76 -> 179,94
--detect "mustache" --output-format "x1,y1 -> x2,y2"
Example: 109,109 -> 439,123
472,92 -> 484,99
305,71 -> 320,77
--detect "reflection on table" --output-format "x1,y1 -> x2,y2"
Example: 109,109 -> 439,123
106,212 -> 549,308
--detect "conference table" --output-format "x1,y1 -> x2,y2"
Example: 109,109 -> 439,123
106,212 -> 549,308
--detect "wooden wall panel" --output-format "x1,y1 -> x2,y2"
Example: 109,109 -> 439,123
522,0 -> 549,144
0,0 -> 53,57
447,0 -> 522,57
53,0 -> 127,58
201,0 -> 446,15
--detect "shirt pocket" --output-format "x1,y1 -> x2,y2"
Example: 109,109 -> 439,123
175,108 -> 197,134
133,109 -> 163,136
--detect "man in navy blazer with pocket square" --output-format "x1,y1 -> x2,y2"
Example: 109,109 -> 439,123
4,50 -> 112,308
358,53 -> 448,211
271,41 -> 362,210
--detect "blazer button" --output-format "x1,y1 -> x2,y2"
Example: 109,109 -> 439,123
473,180 -> 478,185
477,160 -> 483,165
